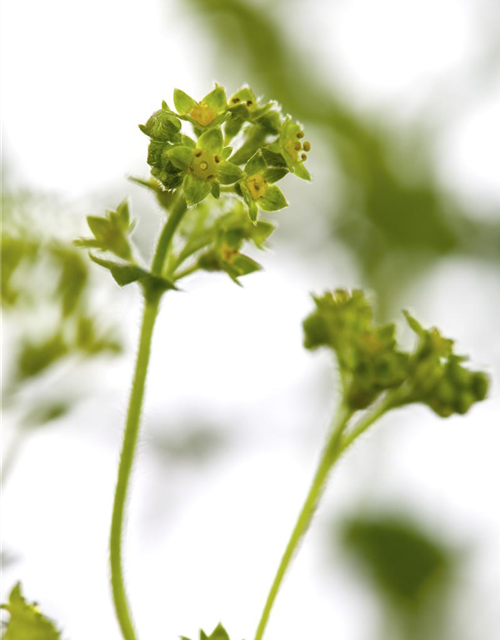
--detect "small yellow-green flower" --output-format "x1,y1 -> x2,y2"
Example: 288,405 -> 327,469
167,128 -> 243,206
267,117 -> 311,180
238,151 -> 288,222
172,85 -> 228,130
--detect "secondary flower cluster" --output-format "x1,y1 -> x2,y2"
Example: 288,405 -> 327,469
303,289 -> 489,416
140,84 -> 311,221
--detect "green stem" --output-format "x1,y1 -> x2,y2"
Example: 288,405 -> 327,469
109,194 -> 188,640
174,263 -> 200,281
253,394 -> 397,639
151,196 -> 187,276
110,298 -> 158,640
171,234 -> 212,272
254,404 -> 352,640
339,393 -> 396,454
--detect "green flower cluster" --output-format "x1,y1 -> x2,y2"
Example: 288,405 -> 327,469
196,200 -> 276,283
402,312 -> 489,417
140,84 -> 311,220
303,289 -> 489,416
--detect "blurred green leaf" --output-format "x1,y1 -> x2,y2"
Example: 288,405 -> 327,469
21,401 -> 72,430
50,243 -> 88,317
340,514 -> 453,603
17,333 -> 68,381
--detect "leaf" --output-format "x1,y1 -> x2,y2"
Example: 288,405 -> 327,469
250,220 -> 276,247
50,244 -> 89,316
261,146 -> 288,167
198,128 -> 223,155
89,255 -> 146,285
76,315 -> 122,355
217,161 -> 243,185
75,201 -> 135,261
293,161 -> 312,181
204,623 -> 232,640
211,181 -> 221,199
244,150 -> 267,176
231,253 -> 261,277
89,254 -> 177,294
174,89 -> 197,114
183,174 -> 212,206
263,166 -> 288,183
181,623 -> 233,640
258,185 -> 288,212
0,582 -> 61,640
18,333 -> 68,381
340,513 -> 454,604
168,145 -> 195,171
202,84 -> 227,112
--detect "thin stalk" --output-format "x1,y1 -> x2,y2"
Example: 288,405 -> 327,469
110,298 -> 158,640
254,404 -> 352,640
151,196 -> 187,276
339,393 -> 397,454
174,263 -> 199,281
109,195 -> 188,640
175,234 -> 212,267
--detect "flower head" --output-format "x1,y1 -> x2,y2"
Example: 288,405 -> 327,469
304,290 -> 489,415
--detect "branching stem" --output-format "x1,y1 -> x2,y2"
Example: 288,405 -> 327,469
254,392 -> 397,640
254,404 -> 352,640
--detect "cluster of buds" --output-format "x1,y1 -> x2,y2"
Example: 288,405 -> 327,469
303,289 -> 489,416
139,84 -> 311,221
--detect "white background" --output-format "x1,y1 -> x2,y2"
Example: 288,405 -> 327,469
2,1 -> 499,639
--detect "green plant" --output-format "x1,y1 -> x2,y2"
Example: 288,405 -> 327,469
78,84 -> 309,640
1,87 -> 489,640
254,289 -> 488,640
0,584 -> 61,640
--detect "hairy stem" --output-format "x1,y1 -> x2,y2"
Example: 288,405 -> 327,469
254,404 -> 352,640
109,195 -> 187,640
174,262 -> 200,281
339,393 -> 396,453
151,196 -> 187,276
110,298 -> 159,640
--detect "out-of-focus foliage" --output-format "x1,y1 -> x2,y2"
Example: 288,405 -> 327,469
0,583 -> 61,640
2,190 -> 121,386
2,187 -> 122,479
338,512 -> 458,640
181,0 -> 500,309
